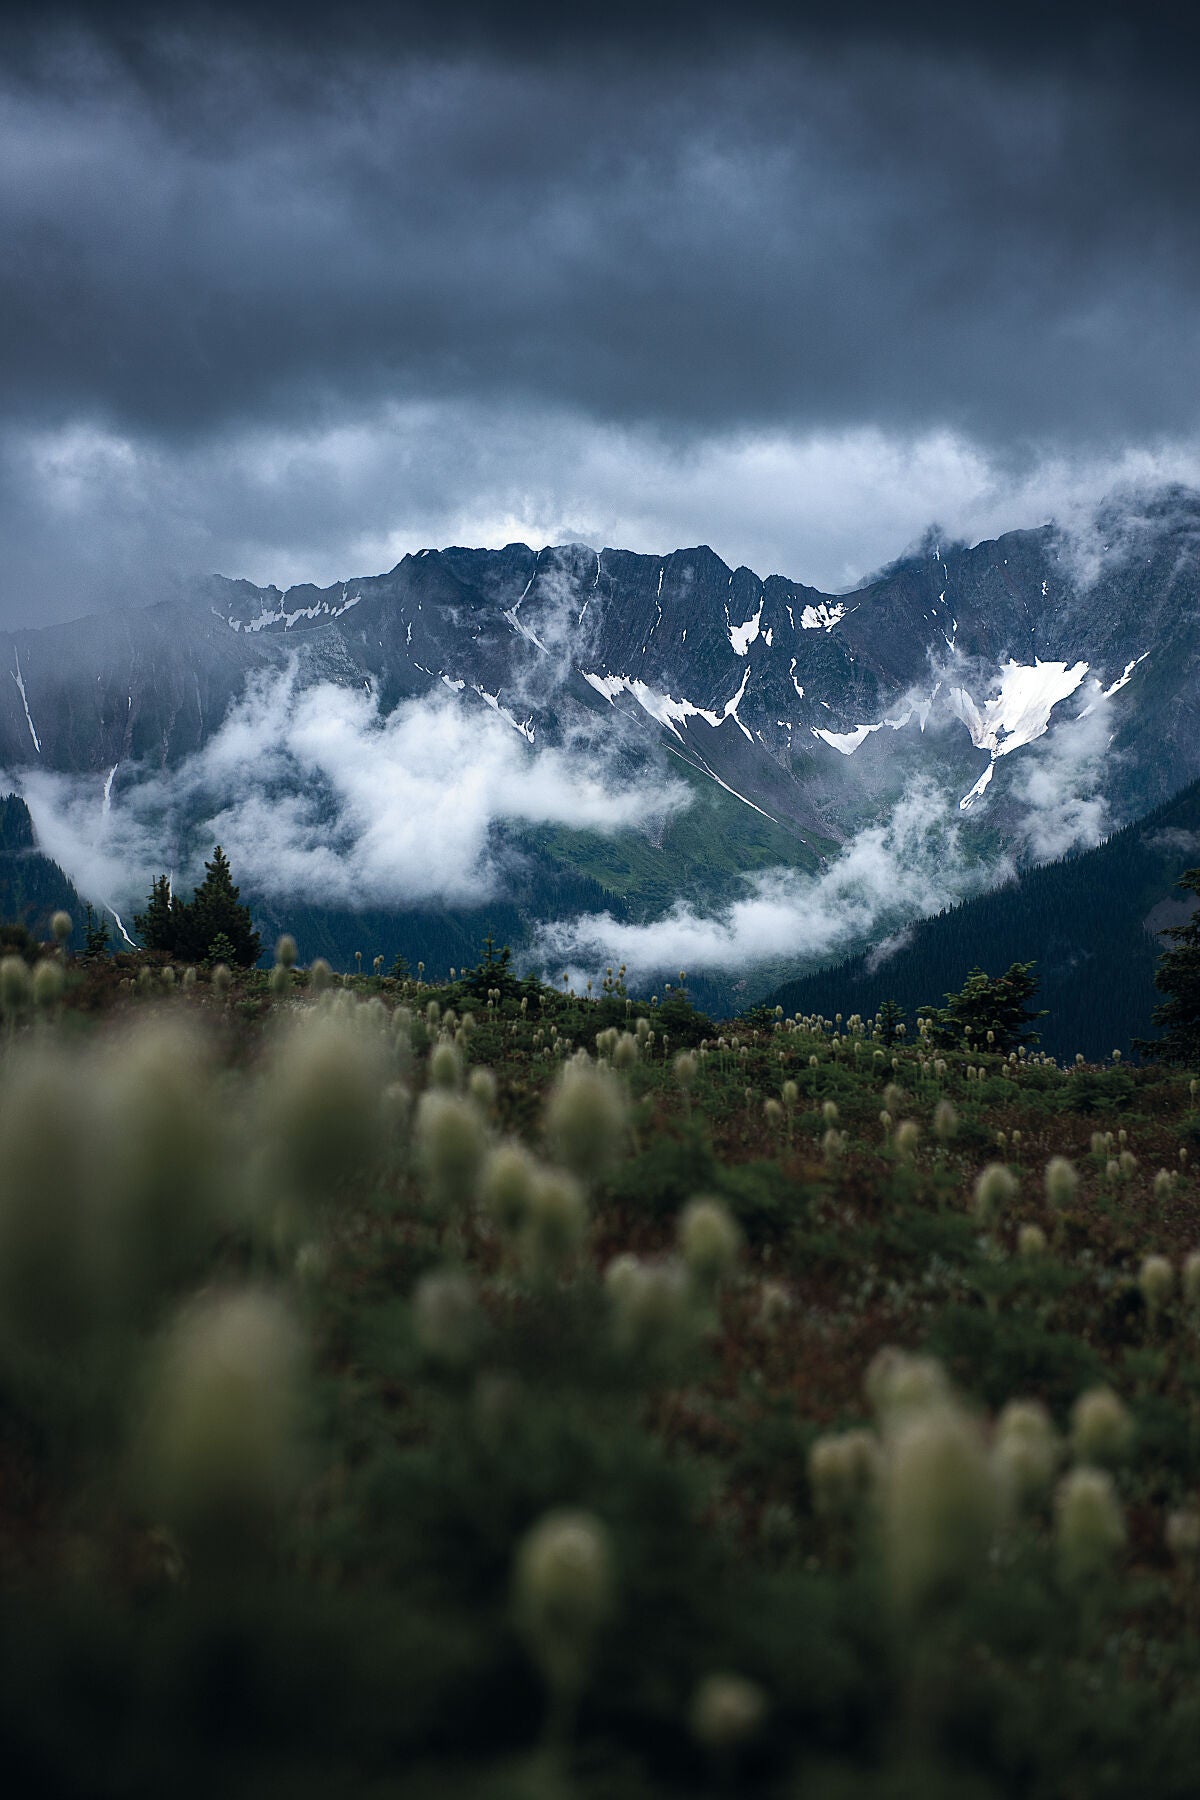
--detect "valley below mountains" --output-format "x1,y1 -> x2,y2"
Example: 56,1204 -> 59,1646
2,486 -> 1200,1033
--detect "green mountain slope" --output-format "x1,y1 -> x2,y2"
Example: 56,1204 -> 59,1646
522,759 -> 828,916
763,778 -> 1200,1061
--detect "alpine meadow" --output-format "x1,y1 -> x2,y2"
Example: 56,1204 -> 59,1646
3,3 -> 1200,1797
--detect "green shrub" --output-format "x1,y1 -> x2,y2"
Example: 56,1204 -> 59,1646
925,1303 -> 1106,1414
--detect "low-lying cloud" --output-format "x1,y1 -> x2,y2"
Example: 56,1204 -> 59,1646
1008,692 -> 1115,862
536,779 -> 1009,983
13,668 -> 688,919
536,672 -> 1122,983
9,639 -> 1125,978
1142,826 -> 1200,858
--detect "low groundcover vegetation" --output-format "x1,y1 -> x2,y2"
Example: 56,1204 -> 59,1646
1,929 -> 1200,1796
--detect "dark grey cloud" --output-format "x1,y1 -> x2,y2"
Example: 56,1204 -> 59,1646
1,31 -> 1197,442
10,4 -> 1199,78
1,3 -> 1199,624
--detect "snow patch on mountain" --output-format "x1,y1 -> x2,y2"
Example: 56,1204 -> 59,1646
728,597 -> 764,656
1077,653 -> 1150,720
949,659 -> 1090,758
958,762 -> 994,811
813,723 -> 881,755
723,666 -> 754,740
812,704 -> 921,756
473,685 -> 536,743
583,671 -> 720,736
800,601 -> 847,630
1103,652 -> 1150,698
11,652 -> 40,754
582,667 -> 754,744
504,607 -> 549,653
106,905 -> 137,949
220,587 -> 362,634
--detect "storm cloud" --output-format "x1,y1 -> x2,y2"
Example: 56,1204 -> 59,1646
3,3 -> 1200,622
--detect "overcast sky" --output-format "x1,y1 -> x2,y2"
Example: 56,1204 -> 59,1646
3,1 -> 1199,627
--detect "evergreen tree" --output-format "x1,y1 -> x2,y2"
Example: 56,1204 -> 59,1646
134,875 -> 177,953
463,931 -> 520,1001
877,999 -> 905,1046
82,904 -> 111,961
918,961 -> 1045,1054
134,849 -> 261,968
186,847 -> 261,967
204,930 -> 240,970
1140,868 -> 1200,1066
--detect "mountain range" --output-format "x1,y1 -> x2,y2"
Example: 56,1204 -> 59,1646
1,484 -> 1199,1025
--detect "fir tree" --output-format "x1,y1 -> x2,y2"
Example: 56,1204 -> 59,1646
134,849 -> 261,968
203,930 -> 240,970
186,847 -> 261,968
134,875 -> 177,953
918,961 -> 1045,1054
877,999 -> 905,1047
463,931 -> 520,1000
1139,868 -> 1200,1066
82,903 -> 111,961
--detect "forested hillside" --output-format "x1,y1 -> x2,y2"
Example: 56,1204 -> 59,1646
766,778 -> 1200,1060
0,794 -> 85,946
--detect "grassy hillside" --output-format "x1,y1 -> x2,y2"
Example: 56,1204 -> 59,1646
765,777 -> 1200,1062
0,946 -> 1199,1795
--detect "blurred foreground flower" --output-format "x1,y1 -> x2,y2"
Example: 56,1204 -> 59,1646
141,1287 -> 305,1555
514,1509 -> 613,1698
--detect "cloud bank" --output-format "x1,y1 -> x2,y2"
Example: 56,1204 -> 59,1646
1009,701 -> 1114,863
11,413 -> 1200,629
13,670 -> 689,918
536,779 -> 1010,984
535,671 -> 1127,983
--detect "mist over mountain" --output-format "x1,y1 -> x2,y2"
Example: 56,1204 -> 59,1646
3,484 -> 1200,1010
765,775 -> 1200,1062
